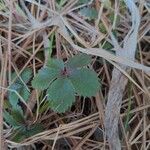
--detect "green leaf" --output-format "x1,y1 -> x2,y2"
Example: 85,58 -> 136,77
8,68 -> 32,108
79,7 -> 98,20
19,87 -> 30,102
102,41 -> 113,50
0,0 -> 6,11
14,105 -> 24,116
39,101 -> 50,113
3,99 -> 11,109
47,59 -> 64,69
4,111 -> 20,127
47,78 -> 75,112
4,105 -> 24,128
99,23 -> 107,34
67,53 -> 91,68
32,55 -> 100,113
19,68 -> 32,84
69,68 -> 100,97
9,85 -> 30,107
11,68 -> 32,84
9,82 -> 22,91
49,99 -> 74,113
56,0 -> 68,9
11,108 -> 25,125
8,83 -> 22,107
32,67 -> 60,90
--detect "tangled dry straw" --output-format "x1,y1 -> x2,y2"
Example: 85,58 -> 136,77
0,0 -> 150,149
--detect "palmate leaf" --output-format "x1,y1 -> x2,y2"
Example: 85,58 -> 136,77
32,67 -> 60,90
32,53 -> 100,113
69,68 -> 100,97
47,78 -> 75,113
67,53 -> 91,68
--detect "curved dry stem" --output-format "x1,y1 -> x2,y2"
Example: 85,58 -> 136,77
105,66 -> 130,150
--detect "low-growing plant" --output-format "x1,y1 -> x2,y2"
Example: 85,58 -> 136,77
4,68 -> 44,142
32,53 -> 100,113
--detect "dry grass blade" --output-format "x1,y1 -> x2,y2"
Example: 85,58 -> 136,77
57,16 -> 150,74
0,39 -> 6,150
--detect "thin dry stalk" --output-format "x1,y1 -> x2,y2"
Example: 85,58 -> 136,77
105,66 -> 130,150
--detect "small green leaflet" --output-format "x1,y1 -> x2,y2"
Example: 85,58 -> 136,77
8,68 -> 32,108
4,105 -> 24,128
32,67 -> 60,90
4,111 -> 20,127
47,59 -> 64,69
66,53 -> 91,68
79,7 -> 98,20
32,53 -> 100,113
69,68 -> 99,97
47,79 -> 75,113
